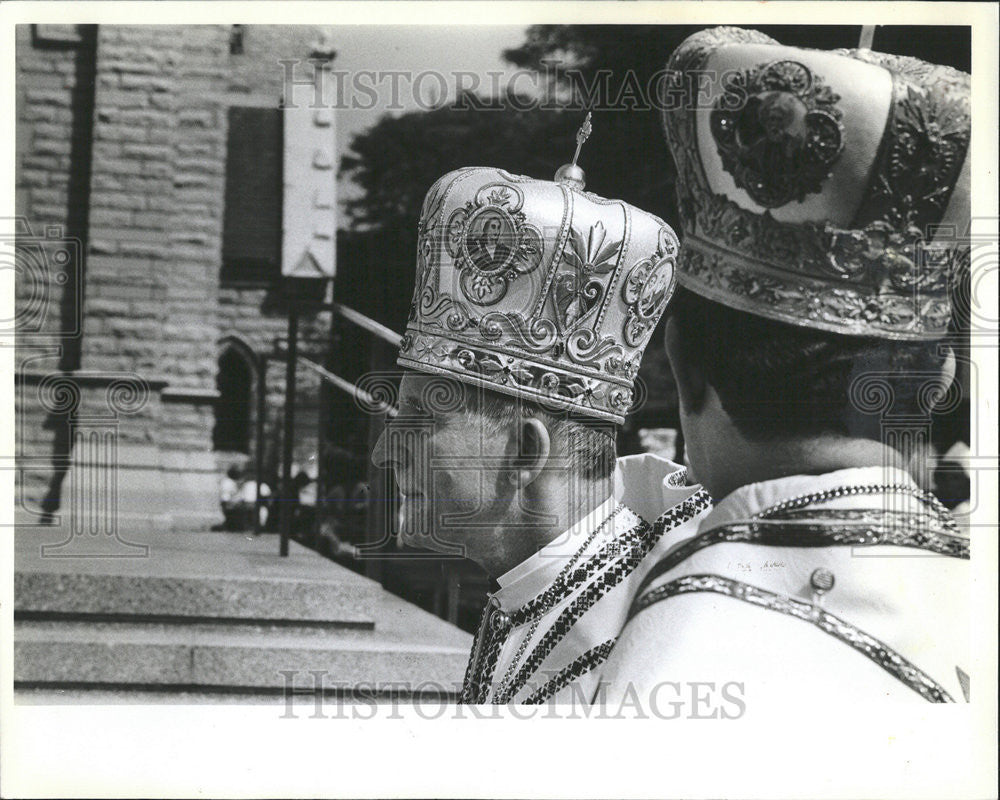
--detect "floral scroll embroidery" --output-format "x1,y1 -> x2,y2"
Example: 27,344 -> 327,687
552,221 -> 621,333
446,183 -> 544,307
710,59 -> 845,208
662,28 -> 966,339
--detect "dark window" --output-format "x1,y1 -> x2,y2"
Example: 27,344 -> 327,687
229,25 -> 245,56
213,346 -> 253,453
221,106 -> 282,286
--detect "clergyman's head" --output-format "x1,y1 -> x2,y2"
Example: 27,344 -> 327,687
372,371 -> 615,574
663,287 -> 955,498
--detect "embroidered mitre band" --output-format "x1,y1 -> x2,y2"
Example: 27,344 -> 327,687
399,167 -> 680,423
663,27 -> 970,340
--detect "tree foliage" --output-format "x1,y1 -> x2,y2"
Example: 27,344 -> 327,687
341,91 -> 578,234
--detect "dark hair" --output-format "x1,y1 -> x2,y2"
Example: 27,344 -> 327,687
667,287 -> 950,442
933,459 -> 970,510
462,385 -> 617,481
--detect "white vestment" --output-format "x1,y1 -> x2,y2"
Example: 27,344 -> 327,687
461,454 -> 709,704
597,467 -> 971,707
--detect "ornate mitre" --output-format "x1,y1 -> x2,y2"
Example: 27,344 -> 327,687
399,148 -> 679,423
662,27 -> 970,339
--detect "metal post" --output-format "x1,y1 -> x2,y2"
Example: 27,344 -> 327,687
253,355 -> 268,536
364,338 -> 386,584
279,307 -> 299,557
316,281 -> 337,546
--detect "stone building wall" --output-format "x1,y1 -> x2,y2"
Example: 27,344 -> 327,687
15,24 -> 99,524
15,24 -> 333,534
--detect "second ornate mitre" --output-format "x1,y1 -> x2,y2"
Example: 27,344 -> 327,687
399,149 -> 680,424
662,27 -> 970,340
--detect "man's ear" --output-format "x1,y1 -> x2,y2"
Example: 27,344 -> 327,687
664,316 -> 707,414
507,417 -> 551,489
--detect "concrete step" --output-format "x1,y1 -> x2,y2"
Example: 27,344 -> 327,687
15,614 -> 470,694
15,530 -> 380,625
14,528 -> 473,698
14,688 -> 456,704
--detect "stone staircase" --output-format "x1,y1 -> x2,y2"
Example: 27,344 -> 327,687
14,529 -> 472,701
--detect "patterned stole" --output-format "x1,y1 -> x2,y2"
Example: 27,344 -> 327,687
627,508 -> 970,703
460,491 -> 711,704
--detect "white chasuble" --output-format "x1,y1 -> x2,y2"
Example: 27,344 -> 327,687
598,467 -> 971,706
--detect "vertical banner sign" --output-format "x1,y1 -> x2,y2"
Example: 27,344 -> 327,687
282,57 -> 337,279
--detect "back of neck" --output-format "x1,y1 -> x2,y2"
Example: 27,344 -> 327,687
706,435 -> 906,501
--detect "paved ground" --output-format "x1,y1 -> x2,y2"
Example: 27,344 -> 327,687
16,528 -> 383,624
14,528 -> 472,700
16,527 -> 354,581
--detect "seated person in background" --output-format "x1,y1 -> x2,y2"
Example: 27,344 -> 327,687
237,472 -> 271,532
293,469 -> 317,540
219,464 -> 242,531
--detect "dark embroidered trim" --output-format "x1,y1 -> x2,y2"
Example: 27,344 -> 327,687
522,639 -> 616,705
510,509 -> 636,627
769,508 -> 964,537
460,602 -> 504,704
494,522 -> 655,703
462,508 -> 635,704
496,491 -> 711,703
493,505 -> 632,698
631,513 -> 969,608
630,574 -> 955,703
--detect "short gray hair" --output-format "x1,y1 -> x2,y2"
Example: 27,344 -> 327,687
459,384 -> 617,481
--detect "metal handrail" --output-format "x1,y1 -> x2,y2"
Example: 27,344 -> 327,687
273,298 -> 402,556
299,356 -> 398,417
332,303 -> 402,348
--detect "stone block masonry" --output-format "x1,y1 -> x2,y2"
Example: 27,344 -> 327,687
15,25 -> 335,533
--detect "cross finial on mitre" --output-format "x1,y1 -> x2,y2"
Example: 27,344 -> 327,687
555,112 -> 593,190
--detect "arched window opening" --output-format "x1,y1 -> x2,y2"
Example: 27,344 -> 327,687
213,345 -> 254,453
